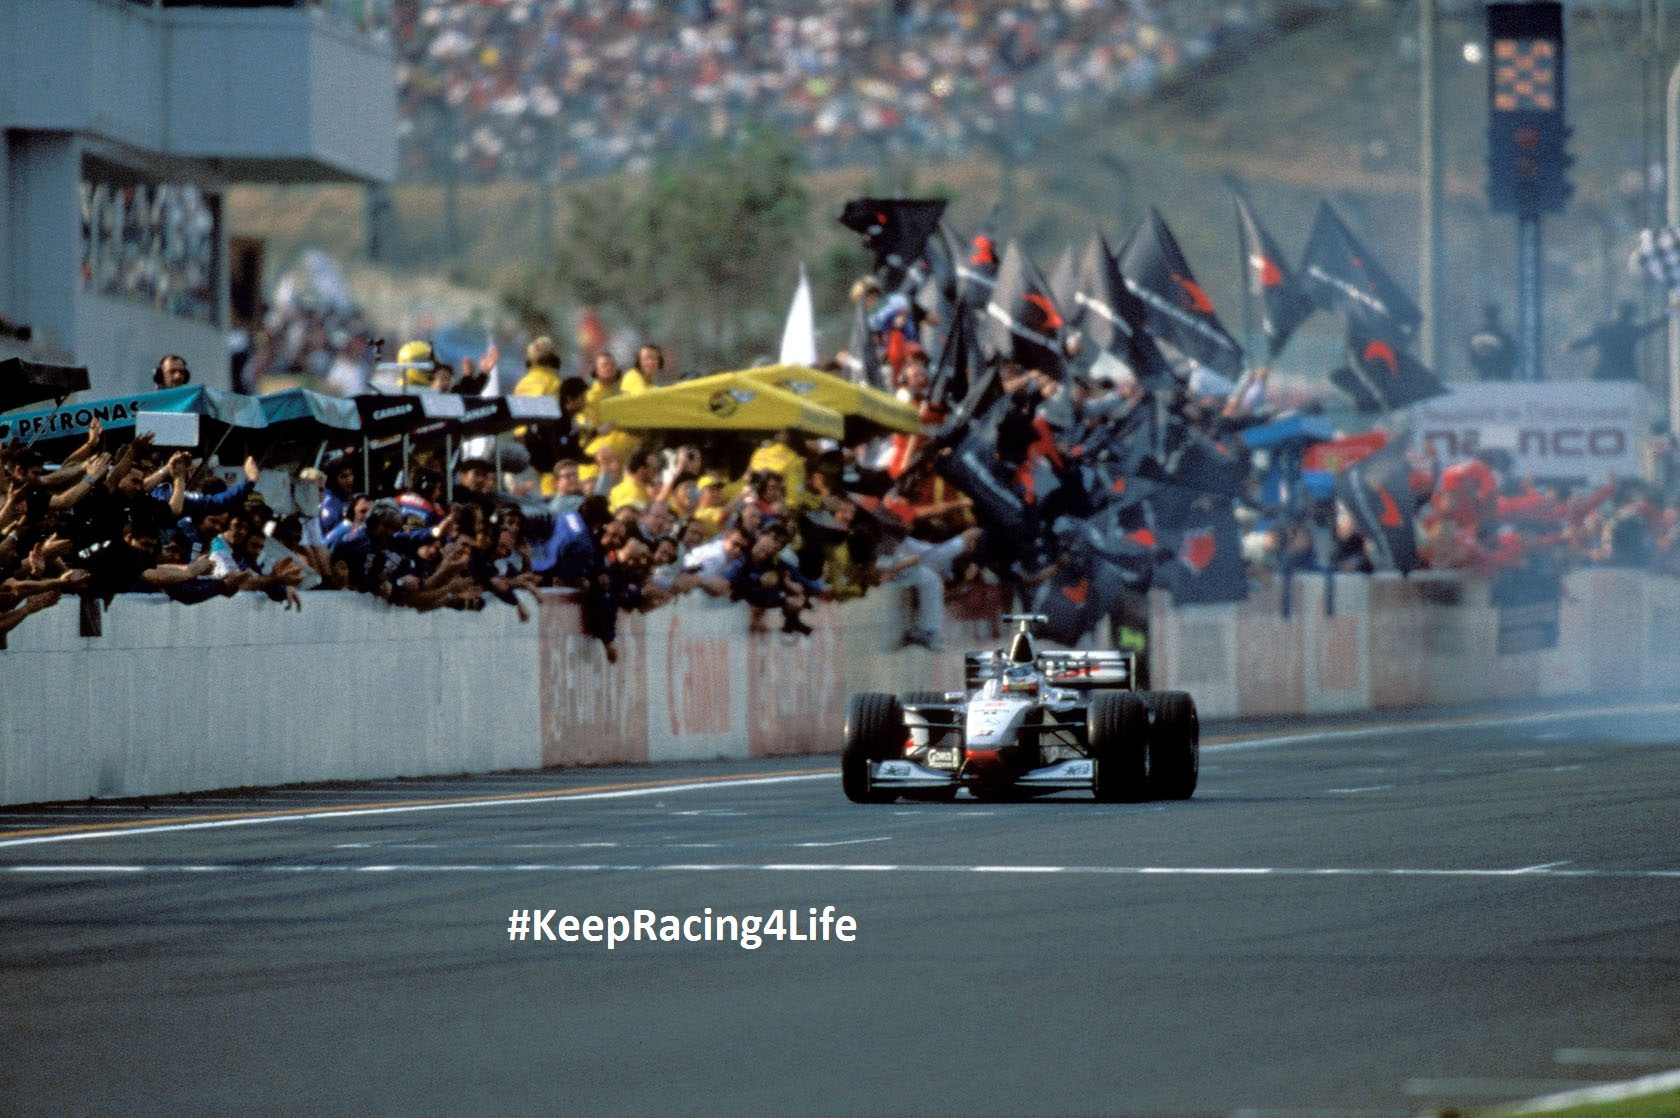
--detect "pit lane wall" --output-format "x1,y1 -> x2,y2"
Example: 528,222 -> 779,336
0,570 -> 1674,804
1148,568 -> 1680,719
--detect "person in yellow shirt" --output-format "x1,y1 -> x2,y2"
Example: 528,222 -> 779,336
629,342 -> 667,388
582,350 -> 648,429
688,474 -> 731,538
512,336 -> 563,400
608,447 -> 662,513
748,427 -> 815,513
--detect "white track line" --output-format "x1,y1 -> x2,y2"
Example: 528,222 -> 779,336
3,862 -> 1679,878
0,774 -> 833,849
1554,1048 -> 1680,1068
3,699 -> 1678,851
1492,1067 -> 1680,1114
1203,700 -> 1680,753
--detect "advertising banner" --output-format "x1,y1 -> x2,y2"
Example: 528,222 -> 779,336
1410,383 -> 1644,483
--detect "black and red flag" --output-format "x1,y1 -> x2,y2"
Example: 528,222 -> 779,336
1333,438 -> 1420,573
1032,505 -> 1163,643
952,210 -> 1002,306
1148,494 -> 1248,605
1233,193 -> 1315,358
983,240 -> 1066,379
1065,500 -> 1165,577
1298,201 -> 1421,340
1117,208 -> 1245,379
1031,558 -> 1108,645
839,198 -> 949,291
1332,325 -> 1447,414
928,297 -> 980,412
936,424 -> 1033,564
916,221 -> 959,324
1068,234 -> 1176,392
1161,427 -> 1250,498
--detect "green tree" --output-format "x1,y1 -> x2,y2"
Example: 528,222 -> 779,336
543,129 -> 811,372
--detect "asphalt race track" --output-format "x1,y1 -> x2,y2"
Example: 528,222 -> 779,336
1,699 -> 1678,1117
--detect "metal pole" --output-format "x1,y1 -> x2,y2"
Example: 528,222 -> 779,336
1517,214 -> 1543,382
1643,0 -> 1655,231
1420,0 -> 1444,371
1665,58 -> 1680,437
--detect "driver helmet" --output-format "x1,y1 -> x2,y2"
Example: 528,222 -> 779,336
1000,665 -> 1040,696
396,340 -> 438,387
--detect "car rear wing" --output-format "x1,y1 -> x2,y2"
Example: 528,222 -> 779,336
963,649 -> 1135,691
1038,651 -> 1134,691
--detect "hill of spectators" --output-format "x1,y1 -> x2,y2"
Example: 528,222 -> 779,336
394,0 -> 1280,183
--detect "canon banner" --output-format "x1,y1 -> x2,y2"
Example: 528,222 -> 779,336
1410,383 -> 1644,483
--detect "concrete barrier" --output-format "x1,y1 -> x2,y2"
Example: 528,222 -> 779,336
0,567 -> 1671,805
2,591 -> 541,805
1148,591 -> 1239,719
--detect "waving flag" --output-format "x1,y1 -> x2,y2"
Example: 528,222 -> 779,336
839,198 -> 948,291
1064,500 -> 1165,577
1118,209 -> 1245,378
1031,558 -> 1106,645
1032,504 -> 1165,643
953,210 -> 1002,306
838,298 -> 888,390
1161,427 -> 1250,498
937,426 -> 1034,558
1047,247 -> 1078,318
1067,234 -> 1176,392
929,298 -> 980,411
1332,325 -> 1447,414
1299,202 -> 1421,339
778,263 -> 817,367
1234,194 -> 1315,358
984,240 -> 1066,379
1632,225 -> 1680,296
1334,438 -> 1419,573
1149,495 -> 1248,605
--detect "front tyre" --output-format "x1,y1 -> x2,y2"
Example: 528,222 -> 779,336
1088,691 -> 1150,803
1140,690 -> 1199,800
842,692 -> 905,804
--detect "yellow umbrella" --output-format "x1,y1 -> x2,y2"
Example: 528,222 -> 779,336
733,364 -> 925,437
596,371 -> 845,441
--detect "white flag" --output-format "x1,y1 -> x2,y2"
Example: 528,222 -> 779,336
778,263 -> 817,366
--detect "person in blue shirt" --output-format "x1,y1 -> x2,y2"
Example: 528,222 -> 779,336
721,520 -> 824,635
317,455 -> 360,537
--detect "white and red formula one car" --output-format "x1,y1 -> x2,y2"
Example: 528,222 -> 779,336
842,614 -> 1198,804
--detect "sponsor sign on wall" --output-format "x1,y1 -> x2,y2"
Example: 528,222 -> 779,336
1410,383 -> 1644,483
746,605 -> 846,756
539,600 -> 648,766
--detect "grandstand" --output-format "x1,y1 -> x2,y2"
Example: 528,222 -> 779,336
394,0 -> 1281,184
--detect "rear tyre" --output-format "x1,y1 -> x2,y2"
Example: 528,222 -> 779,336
1088,691 -> 1151,803
842,692 -> 905,804
1140,690 -> 1199,800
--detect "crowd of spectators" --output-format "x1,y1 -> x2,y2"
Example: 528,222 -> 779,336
79,179 -> 219,326
392,0 -> 1279,183
0,336 -> 985,659
1270,452 -> 1680,582
9,323 -> 1680,659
